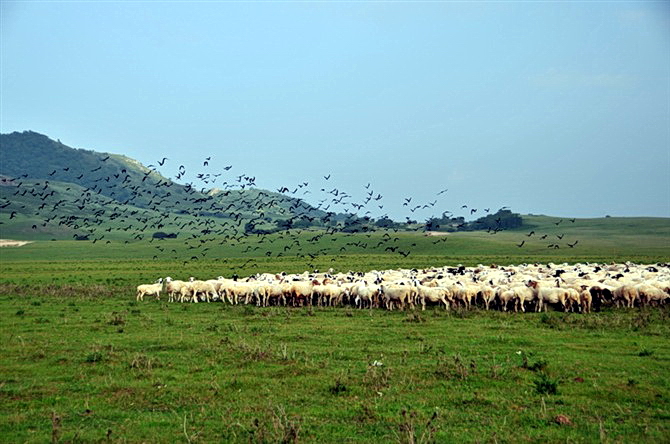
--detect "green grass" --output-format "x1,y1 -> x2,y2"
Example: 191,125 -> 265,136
1,291 -> 669,443
1,216 -> 668,442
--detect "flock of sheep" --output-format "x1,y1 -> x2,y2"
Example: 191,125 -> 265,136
136,262 -> 670,313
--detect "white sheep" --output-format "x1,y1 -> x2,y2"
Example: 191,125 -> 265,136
136,278 -> 163,301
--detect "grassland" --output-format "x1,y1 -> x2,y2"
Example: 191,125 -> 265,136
1,216 -> 669,442
1,290 -> 669,443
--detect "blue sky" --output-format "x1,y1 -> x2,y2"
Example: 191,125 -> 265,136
1,1 -> 669,221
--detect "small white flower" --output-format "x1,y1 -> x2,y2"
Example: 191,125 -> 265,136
516,351 -> 522,355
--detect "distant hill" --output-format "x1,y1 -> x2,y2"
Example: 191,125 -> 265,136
0,131 -> 333,240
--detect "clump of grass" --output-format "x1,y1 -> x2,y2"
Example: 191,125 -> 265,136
328,378 -> 348,395
357,402 -> 378,424
85,351 -> 104,363
364,361 -> 391,392
404,312 -> 426,323
631,311 -> 652,331
51,412 -> 62,444
434,354 -> 471,380
627,378 -> 639,387
129,353 -> 161,370
108,312 -> 125,326
396,408 -> 439,444
534,372 -> 559,395
248,405 -> 302,444
539,313 -> 564,329
237,341 -> 273,362
15,309 -> 25,316
638,348 -> 654,357
518,351 -> 548,372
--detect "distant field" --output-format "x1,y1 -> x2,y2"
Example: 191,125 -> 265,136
1,215 -> 668,287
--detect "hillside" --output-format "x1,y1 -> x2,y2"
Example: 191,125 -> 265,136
0,131 -> 332,240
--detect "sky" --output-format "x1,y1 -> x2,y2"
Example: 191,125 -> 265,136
1,1 -> 669,222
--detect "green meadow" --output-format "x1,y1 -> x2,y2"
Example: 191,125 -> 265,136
1,216 -> 669,442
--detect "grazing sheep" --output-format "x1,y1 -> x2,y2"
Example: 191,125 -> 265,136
351,282 -> 380,309
380,284 -> 416,311
579,288 -> 592,313
527,280 -> 568,312
165,277 -> 188,303
137,279 -> 163,301
188,280 -> 217,303
417,285 -> 450,311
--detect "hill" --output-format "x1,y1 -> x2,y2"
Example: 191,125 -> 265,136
0,131 -> 333,240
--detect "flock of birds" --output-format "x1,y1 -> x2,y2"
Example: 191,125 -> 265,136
0,150 -> 581,269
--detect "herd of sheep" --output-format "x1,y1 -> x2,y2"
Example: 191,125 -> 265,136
136,262 -> 670,313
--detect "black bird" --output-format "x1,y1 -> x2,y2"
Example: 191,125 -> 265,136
555,219 -> 563,226
517,240 -> 525,247
527,231 -> 535,237
557,234 -> 564,240
158,157 -> 168,166
567,240 -> 579,248
570,218 -> 576,223
101,155 -> 110,161
323,174 -> 331,180
203,157 -> 211,166
224,165 -> 232,170
437,188 -> 448,195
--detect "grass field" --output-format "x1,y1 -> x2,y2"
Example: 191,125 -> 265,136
1,290 -> 669,443
1,216 -> 669,442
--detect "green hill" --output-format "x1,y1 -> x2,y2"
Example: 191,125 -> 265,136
0,131 -> 332,240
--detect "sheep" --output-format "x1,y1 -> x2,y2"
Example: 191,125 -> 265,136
564,288 -> 581,312
351,282 -> 380,309
613,285 -> 638,308
511,285 -> 535,313
477,285 -> 495,311
527,280 -> 568,312
165,277 -> 188,303
379,284 -> 416,311
263,284 -> 288,307
288,281 -> 313,307
417,285 -> 449,311
136,278 -> 163,301
636,283 -> 669,307
186,280 -> 218,303
495,287 -> 516,312
579,288 -> 592,313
